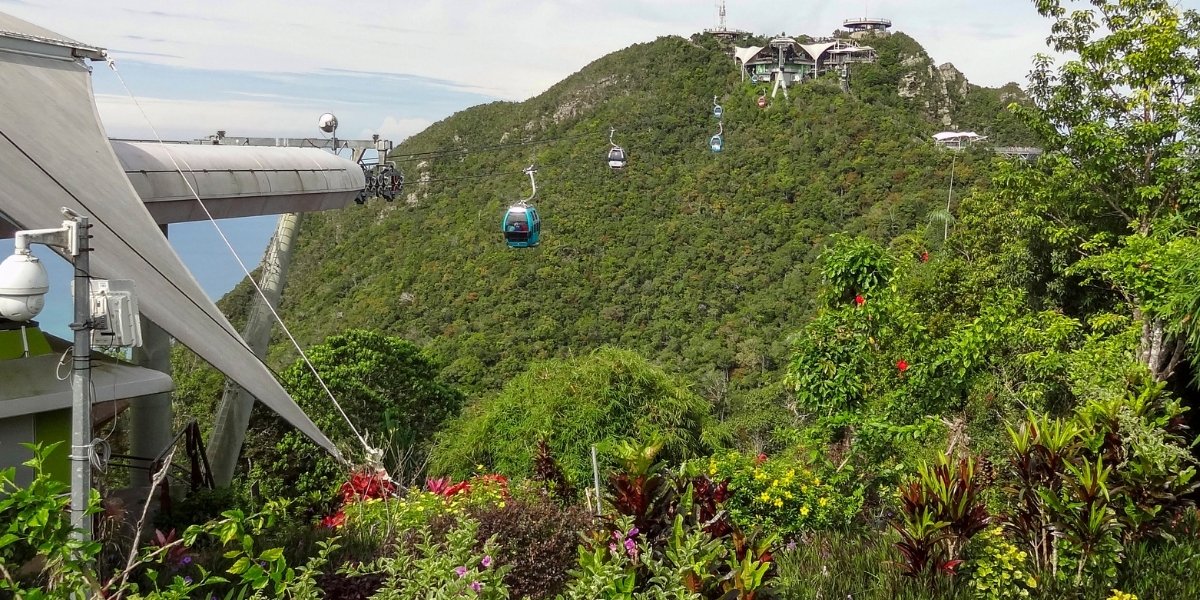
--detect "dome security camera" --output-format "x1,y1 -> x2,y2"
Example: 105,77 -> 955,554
318,112 -> 338,134
0,252 -> 49,321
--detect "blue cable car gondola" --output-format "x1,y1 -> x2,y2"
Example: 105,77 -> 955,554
503,165 -> 541,248
713,95 -> 723,119
710,121 -> 724,153
607,127 -> 627,170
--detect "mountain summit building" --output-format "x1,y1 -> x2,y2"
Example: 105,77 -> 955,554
734,37 -> 878,98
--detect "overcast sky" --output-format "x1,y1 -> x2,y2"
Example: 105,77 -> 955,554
6,0 -> 1183,144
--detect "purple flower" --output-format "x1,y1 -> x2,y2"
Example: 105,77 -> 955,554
609,542 -> 619,554
786,540 -> 798,552
624,538 -> 636,555
470,581 -> 483,592
183,576 -> 193,585
613,530 -> 623,540
454,566 -> 468,578
180,555 -> 193,566
627,527 -> 639,538
481,555 -> 493,568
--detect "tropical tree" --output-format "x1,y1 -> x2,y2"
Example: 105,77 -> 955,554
246,329 -> 463,501
1002,0 -> 1200,381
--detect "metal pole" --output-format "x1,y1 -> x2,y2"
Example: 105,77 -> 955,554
590,445 -> 602,517
69,215 -> 92,543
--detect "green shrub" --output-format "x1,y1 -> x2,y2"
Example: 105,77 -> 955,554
430,347 -> 716,484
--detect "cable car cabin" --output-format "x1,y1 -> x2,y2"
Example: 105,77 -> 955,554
503,205 -> 541,248
710,134 -> 724,153
607,146 -> 627,169
713,105 -> 724,119
757,96 -> 768,109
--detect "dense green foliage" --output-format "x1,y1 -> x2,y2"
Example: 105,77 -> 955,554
272,30 -> 1025,401
429,347 -> 714,484
246,329 -> 462,500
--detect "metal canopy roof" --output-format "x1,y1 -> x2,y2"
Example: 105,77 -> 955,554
0,335 -> 173,419
0,11 -> 104,61
0,11 -> 342,460
111,142 -> 366,224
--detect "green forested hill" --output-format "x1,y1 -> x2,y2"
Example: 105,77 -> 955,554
263,31 -> 1025,397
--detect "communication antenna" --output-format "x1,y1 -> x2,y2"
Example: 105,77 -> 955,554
717,0 -> 727,31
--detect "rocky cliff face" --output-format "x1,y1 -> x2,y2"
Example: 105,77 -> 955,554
898,57 -> 971,126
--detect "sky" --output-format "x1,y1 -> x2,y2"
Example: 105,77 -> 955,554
3,0 -> 1196,336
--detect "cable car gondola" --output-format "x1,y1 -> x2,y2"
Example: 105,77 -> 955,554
710,121 -> 724,153
607,127 -> 627,170
503,165 -> 542,248
757,90 -> 768,109
712,95 -> 723,119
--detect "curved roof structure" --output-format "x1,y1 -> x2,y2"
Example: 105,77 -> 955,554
733,46 -> 766,66
111,142 -> 365,224
0,11 -> 341,459
800,42 -> 838,63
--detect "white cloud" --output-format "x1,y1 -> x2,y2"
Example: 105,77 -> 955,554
11,0 -> 1197,122
361,116 -> 433,145
95,93 -> 342,140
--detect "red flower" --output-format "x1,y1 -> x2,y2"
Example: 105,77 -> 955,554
896,359 -> 909,373
321,510 -> 346,528
755,452 -> 768,465
920,251 -> 930,262
854,294 -> 865,306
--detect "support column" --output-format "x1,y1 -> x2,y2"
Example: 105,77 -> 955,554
130,225 -> 173,482
207,213 -> 300,486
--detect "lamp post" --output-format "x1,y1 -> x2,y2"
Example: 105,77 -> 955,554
0,209 -> 92,541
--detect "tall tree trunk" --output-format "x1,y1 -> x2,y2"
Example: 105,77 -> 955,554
1139,315 -> 1186,381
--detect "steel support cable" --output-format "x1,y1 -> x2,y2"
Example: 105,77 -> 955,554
105,57 -> 371,462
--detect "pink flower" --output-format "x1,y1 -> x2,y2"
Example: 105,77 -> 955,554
624,538 -> 636,554
627,527 -> 639,538
470,581 -> 483,592
609,542 -> 619,554
454,566 -> 468,578
481,555 -> 493,568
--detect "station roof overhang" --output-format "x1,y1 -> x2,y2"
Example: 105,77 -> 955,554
111,142 -> 366,224
0,11 -> 342,460
0,333 -> 173,420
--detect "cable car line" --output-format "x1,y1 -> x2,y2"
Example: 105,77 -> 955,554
388,131 -> 600,163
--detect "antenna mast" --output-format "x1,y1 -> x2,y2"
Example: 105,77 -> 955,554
718,0 -> 727,31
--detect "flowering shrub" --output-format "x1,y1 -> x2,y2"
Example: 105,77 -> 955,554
344,518 -> 510,599
323,467 -> 396,528
707,452 -> 862,538
469,492 -> 592,599
968,526 -> 1037,599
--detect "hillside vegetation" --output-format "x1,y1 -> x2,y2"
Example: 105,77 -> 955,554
272,31 -> 1024,398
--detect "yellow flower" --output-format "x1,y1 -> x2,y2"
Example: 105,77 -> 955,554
708,461 -> 718,476
800,505 -> 810,517
773,498 -> 783,508
771,479 -> 779,487
819,497 -> 829,507
783,491 -> 793,499
759,492 -> 771,502
814,477 -> 822,486
754,470 -> 766,481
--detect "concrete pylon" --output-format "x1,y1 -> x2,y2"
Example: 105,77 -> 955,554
130,224 -> 172,485
207,212 -> 300,486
